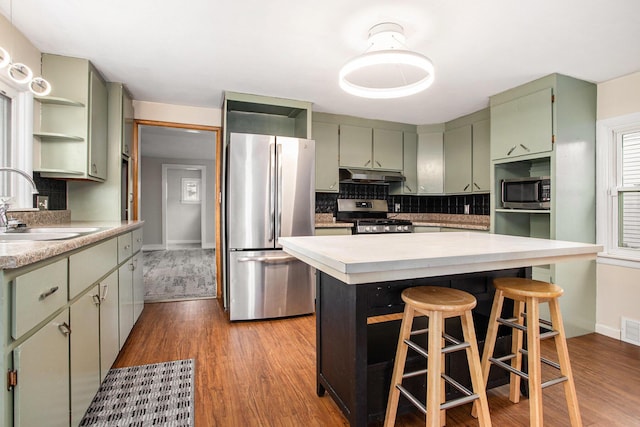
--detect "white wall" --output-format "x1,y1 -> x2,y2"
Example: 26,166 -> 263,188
141,156 -> 215,249
166,168 -> 201,243
0,14 -> 41,85
133,100 -> 221,127
596,70 -> 640,340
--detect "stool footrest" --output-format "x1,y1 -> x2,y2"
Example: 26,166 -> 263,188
541,376 -> 569,389
497,317 -> 559,340
396,384 -> 480,415
404,339 -> 428,359
519,349 -> 561,370
403,368 -> 427,379
396,385 -> 427,415
442,373 -> 473,397
489,356 -> 528,380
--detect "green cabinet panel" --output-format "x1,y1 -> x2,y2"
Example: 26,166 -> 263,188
13,311 -> 70,427
491,87 -> 553,160
472,119 -> 490,192
133,252 -> 144,322
444,125 -> 472,194
313,122 -> 339,192
339,124 -> 372,168
373,128 -> 403,170
38,54 -> 109,181
391,133 -> 417,194
417,132 -> 444,194
70,285 -> 101,426
118,261 -> 134,348
99,271 -> 119,381
315,227 -> 352,236
122,89 -> 134,157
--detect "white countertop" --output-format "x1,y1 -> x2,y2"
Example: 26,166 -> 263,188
279,232 -> 602,284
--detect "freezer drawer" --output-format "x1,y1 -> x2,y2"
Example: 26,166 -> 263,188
229,250 -> 314,321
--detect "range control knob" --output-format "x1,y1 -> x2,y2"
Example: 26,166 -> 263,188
384,226 -> 390,232
365,226 -> 372,232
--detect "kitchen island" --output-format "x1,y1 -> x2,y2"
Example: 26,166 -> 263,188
279,232 -> 601,426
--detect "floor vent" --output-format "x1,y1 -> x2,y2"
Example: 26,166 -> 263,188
621,317 -> 640,346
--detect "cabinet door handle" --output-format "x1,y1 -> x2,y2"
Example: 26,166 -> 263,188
405,184 -> 413,192
507,145 -> 517,156
463,184 -> 470,191
376,160 -> 382,167
364,160 -> 371,167
92,163 -> 98,173
474,182 -> 481,190
39,286 -> 59,301
124,244 -> 131,250
92,294 -> 101,306
58,322 -> 71,336
329,181 -> 336,189
519,143 -> 530,152
128,262 -> 135,271
420,185 -> 425,190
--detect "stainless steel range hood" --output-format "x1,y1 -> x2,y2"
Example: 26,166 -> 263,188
339,168 -> 405,183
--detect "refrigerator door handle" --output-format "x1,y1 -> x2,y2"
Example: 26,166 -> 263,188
276,142 -> 283,239
236,255 -> 298,263
269,142 -> 276,242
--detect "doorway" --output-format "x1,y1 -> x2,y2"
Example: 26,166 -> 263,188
132,120 -> 222,301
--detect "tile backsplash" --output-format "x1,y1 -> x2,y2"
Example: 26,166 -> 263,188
33,173 -> 67,210
316,183 -> 489,215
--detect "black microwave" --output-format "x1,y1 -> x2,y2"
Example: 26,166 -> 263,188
501,176 -> 551,209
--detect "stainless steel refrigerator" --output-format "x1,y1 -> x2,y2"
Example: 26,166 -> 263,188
226,132 -> 315,321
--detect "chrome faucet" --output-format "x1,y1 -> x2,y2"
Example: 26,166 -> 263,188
0,167 -> 39,230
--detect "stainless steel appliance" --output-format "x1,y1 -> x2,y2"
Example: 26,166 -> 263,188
336,199 -> 413,234
226,133 -> 315,321
501,176 -> 551,210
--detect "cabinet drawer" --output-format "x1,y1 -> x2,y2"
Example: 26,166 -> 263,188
69,238 -> 117,299
12,259 -> 68,339
118,232 -> 133,263
132,227 -> 143,253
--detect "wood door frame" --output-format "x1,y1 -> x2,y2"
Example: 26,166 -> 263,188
132,119 -> 223,299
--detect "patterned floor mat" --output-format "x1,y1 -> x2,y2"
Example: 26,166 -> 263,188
80,359 -> 194,427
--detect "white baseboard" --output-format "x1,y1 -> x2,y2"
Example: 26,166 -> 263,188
202,243 -> 215,249
167,240 -> 201,244
143,244 -> 165,251
595,323 -> 621,340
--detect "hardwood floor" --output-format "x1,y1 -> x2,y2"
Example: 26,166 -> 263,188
114,299 -> 640,426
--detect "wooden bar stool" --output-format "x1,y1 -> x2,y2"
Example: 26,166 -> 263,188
384,286 -> 491,427
477,277 -> 582,427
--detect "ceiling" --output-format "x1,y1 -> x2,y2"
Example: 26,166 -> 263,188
2,0 -> 640,125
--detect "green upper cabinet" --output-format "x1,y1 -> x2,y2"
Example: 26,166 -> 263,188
339,124 -> 372,168
444,125 -> 472,194
390,132 -> 417,195
372,128 -> 403,170
491,87 -> 553,160
122,88 -> 134,158
313,122 -> 339,193
472,119 -> 490,192
36,54 -> 109,181
416,130 -> 444,194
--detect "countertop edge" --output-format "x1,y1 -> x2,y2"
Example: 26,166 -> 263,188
0,221 -> 144,270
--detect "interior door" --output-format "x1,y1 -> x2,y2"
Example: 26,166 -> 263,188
276,137 -> 315,247
228,133 -> 275,249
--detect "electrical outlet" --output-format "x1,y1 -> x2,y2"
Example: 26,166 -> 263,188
36,195 -> 49,210
394,203 -> 401,212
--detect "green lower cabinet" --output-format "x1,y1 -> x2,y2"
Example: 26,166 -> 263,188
13,311 -> 70,427
70,285 -> 101,426
133,252 -> 144,322
315,227 -> 352,236
119,260 -> 135,348
99,271 -> 120,381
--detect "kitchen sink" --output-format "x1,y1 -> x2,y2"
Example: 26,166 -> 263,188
26,227 -> 101,233
0,231 -> 81,241
0,226 -> 103,242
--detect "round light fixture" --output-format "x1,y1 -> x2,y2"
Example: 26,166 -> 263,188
339,23 -> 434,99
8,62 -> 33,84
29,76 -> 52,96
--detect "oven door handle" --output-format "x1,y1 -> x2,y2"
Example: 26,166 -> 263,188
236,255 -> 298,263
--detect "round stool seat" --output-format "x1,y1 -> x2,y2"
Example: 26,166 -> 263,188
401,286 -> 477,312
493,277 -> 564,299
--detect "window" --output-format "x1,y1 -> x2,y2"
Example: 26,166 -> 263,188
619,131 -> 640,249
0,80 -> 35,209
597,112 -> 640,261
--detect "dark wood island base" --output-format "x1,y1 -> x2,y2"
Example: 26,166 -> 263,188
315,267 -> 530,426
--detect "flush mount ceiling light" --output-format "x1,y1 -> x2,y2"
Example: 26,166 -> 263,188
339,22 -> 434,99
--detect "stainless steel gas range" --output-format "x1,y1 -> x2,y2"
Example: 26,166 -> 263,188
335,199 -> 413,234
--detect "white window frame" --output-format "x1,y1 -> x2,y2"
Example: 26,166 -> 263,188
597,111 -> 640,264
0,79 -> 35,209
